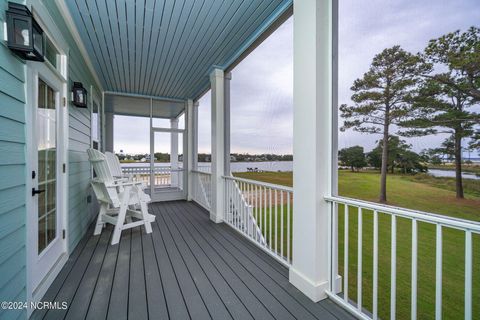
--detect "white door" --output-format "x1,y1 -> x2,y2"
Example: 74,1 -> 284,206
28,64 -> 67,294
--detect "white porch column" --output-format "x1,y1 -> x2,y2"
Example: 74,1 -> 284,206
170,118 -> 179,187
186,99 -> 194,201
105,111 -> 114,152
210,68 -> 225,223
289,0 -> 336,302
224,72 -> 231,176
193,101 -> 199,170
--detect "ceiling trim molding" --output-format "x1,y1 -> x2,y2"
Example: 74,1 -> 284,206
104,91 -> 187,103
55,0 -> 104,91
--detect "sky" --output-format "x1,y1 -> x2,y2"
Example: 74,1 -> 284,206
115,0 -> 480,156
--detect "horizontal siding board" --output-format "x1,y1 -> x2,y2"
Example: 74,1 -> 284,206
0,116 -> 25,144
0,267 -> 26,303
69,139 -> 90,153
69,150 -> 89,163
0,67 -> 25,103
69,125 -> 91,142
0,272 -> 26,320
0,247 -> 25,289
0,226 -> 25,267
0,141 -> 25,166
69,113 -> 90,133
0,206 -> 25,242
0,186 -> 25,216
68,162 -> 91,176
0,92 -> 25,123
0,165 -> 24,191
0,44 -> 24,81
69,105 -> 91,126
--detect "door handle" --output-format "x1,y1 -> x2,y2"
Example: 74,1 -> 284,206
32,188 -> 46,196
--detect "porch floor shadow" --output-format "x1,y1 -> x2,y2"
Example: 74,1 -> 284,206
32,201 -> 354,320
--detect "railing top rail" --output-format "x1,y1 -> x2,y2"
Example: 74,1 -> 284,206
325,195 -> 480,232
223,175 -> 293,193
121,166 -> 184,170
191,170 -> 212,175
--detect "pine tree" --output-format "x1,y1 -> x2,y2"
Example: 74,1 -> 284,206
340,46 -> 430,202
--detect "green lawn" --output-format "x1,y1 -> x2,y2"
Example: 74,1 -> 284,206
234,170 -> 480,320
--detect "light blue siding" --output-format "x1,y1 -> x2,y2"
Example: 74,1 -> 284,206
0,3 -> 27,319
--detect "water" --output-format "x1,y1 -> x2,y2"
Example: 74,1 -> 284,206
428,169 -> 480,180
121,161 -> 480,180
121,161 -> 293,172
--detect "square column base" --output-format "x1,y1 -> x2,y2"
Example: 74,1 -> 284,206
209,213 -> 222,223
289,267 -> 329,302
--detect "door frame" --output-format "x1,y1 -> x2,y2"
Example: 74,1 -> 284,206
150,126 -> 187,202
25,60 -> 69,305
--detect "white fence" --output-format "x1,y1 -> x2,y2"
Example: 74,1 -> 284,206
325,195 -> 480,320
223,176 -> 293,266
191,170 -> 212,210
121,166 -> 184,189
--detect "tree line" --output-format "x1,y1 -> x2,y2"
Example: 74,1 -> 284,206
339,138 -> 428,174
340,27 -> 479,202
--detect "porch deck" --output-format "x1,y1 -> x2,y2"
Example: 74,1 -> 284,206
31,201 -> 353,320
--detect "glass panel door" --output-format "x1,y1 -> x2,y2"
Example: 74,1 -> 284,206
152,131 -> 171,190
149,129 -> 186,201
37,79 -> 57,254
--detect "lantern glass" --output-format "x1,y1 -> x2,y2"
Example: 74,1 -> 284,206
33,26 -> 43,54
77,90 -> 84,104
13,18 -> 30,47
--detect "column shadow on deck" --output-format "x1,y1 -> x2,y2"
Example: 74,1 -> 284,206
32,201 -> 354,320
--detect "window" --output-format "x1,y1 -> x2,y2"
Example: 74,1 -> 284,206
45,36 -> 59,69
92,101 -> 100,150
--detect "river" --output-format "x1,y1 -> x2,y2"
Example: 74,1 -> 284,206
121,161 -> 480,180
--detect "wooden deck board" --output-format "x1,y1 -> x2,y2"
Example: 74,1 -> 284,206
33,201 -> 355,320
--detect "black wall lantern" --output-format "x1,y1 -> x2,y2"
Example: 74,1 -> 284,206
6,2 -> 45,61
71,82 -> 87,108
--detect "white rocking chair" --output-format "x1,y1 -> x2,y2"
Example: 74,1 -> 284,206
87,149 -> 155,245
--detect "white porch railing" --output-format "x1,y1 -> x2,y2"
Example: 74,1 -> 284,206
325,195 -> 480,320
191,170 -> 212,210
121,166 -> 184,189
223,176 -> 293,266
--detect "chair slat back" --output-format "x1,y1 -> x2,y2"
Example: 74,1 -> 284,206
106,151 -> 123,177
87,149 -> 114,184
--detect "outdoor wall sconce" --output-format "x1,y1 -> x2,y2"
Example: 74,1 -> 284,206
71,82 -> 88,108
6,2 -> 45,62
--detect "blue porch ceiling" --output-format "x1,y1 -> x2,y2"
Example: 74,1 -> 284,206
65,0 -> 292,101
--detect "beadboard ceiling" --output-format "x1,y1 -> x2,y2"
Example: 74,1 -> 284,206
65,0 -> 292,101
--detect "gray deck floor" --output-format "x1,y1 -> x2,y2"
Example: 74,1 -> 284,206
32,201 -> 354,320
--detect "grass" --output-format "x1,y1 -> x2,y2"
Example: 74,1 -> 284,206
233,170 -> 480,320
